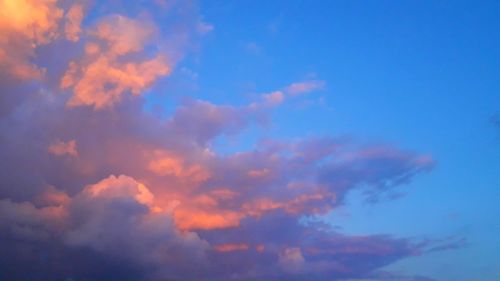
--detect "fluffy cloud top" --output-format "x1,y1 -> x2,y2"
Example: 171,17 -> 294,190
61,15 -> 172,108
0,0 -> 63,78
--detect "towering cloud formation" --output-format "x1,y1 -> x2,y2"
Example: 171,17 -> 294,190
0,1 -> 459,281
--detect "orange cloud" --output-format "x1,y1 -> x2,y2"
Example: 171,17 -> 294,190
170,190 -> 333,232
243,191 -> 335,217
64,3 -> 84,42
0,0 -> 64,78
61,15 -> 172,109
48,139 -> 78,157
63,55 -> 170,108
214,243 -> 249,252
82,174 -> 155,207
0,1 -> 441,279
0,0 -> 62,44
174,208 -> 243,230
148,150 -> 210,183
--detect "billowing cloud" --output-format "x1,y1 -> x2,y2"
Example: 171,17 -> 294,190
64,175 -> 208,271
61,15 -> 171,108
0,1 -> 459,281
0,0 -> 63,78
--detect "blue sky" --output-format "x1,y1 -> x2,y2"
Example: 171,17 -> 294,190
157,1 -> 500,280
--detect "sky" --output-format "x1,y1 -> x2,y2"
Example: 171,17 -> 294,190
0,1 -> 499,281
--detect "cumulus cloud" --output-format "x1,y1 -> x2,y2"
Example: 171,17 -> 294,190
0,1 -> 459,281
65,175 -> 208,270
0,175 -> 208,280
0,0 -> 63,78
61,15 -> 172,108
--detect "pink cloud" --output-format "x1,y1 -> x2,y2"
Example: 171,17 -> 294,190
61,15 -> 172,109
262,91 -> 285,107
64,3 -> 85,42
285,80 -> 325,96
0,0 -> 63,79
48,139 -> 79,157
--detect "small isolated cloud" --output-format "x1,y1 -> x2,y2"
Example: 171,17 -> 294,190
285,80 -> 326,96
249,80 -> 325,110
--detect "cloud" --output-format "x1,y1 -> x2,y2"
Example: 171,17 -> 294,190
65,175 -> 208,271
318,146 -> 435,203
285,80 -> 325,96
279,247 -> 305,273
250,80 -> 325,110
0,0 -> 63,79
0,1 -> 458,281
60,15 -> 172,109
262,91 -> 285,106
214,243 -> 249,252
0,89 -> 445,280
166,99 -> 249,144
148,150 -> 211,183
0,174 -> 209,280
49,139 -> 79,157
64,3 -> 85,42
